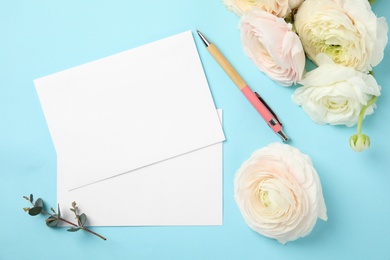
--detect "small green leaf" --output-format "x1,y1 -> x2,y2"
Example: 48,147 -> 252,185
67,227 -> 80,232
28,206 -> 42,216
35,198 -> 44,208
57,204 -> 61,218
78,213 -> 87,226
23,207 -> 30,212
29,194 -> 33,203
46,217 -> 59,227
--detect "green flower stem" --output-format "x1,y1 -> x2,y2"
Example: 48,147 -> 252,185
357,96 -> 378,134
26,198 -> 107,241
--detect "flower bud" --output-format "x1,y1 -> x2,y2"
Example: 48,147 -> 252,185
350,134 -> 371,152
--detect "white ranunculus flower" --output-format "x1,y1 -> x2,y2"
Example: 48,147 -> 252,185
223,0 -> 304,18
295,0 -> 388,72
234,143 -> 327,245
293,54 -> 381,127
240,8 -> 305,86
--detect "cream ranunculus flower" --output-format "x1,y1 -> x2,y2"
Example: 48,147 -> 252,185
293,54 -> 381,127
295,0 -> 388,72
240,8 -> 305,86
234,143 -> 327,244
223,0 -> 304,18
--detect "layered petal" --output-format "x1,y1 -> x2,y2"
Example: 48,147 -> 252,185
240,8 -> 305,86
295,0 -> 388,72
293,54 -> 381,126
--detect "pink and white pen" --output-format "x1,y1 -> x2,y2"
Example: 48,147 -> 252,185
196,30 -> 289,142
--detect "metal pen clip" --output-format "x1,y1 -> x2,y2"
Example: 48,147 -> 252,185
254,92 -> 282,126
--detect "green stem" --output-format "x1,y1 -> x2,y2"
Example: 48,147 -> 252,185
26,198 -> 106,241
79,227 -> 107,241
42,209 -> 107,241
357,96 -> 378,134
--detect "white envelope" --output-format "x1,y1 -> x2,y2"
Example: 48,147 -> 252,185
34,31 -> 225,190
57,111 -> 223,226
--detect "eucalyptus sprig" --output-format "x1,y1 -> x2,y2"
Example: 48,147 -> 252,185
23,194 -> 106,241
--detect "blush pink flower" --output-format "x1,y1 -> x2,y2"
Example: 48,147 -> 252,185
240,7 -> 305,86
234,143 -> 327,244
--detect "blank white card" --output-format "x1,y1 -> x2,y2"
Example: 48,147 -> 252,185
35,31 -> 225,190
56,110 -> 223,226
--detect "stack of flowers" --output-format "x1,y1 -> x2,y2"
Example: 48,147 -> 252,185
223,0 -> 388,152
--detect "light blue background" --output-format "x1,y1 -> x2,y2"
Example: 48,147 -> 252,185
1,0 -> 389,259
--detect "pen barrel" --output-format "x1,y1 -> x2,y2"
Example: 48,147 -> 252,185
207,44 -> 247,90
204,41 -> 284,137
241,86 -> 282,132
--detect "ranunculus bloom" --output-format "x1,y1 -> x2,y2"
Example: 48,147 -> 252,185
295,0 -> 388,72
293,54 -> 381,126
240,8 -> 305,86
223,0 -> 304,18
234,143 -> 327,244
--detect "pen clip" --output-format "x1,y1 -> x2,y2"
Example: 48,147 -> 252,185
254,92 -> 282,126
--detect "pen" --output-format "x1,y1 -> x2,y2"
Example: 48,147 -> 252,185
196,30 -> 289,142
